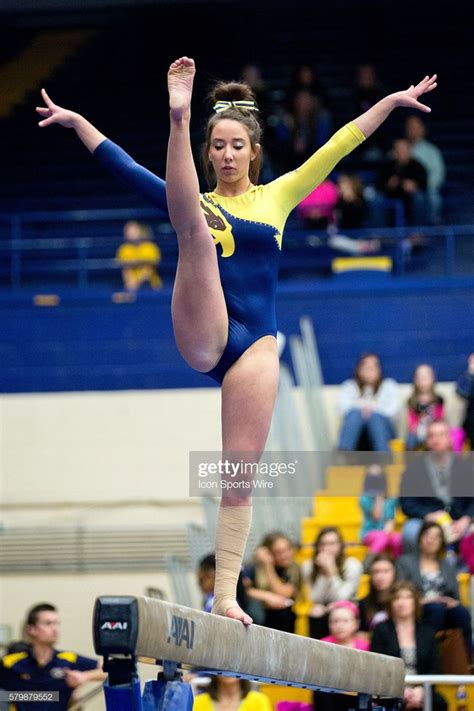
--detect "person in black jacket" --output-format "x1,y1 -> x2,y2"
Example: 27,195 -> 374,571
400,419 -> 474,552
396,521 -> 472,657
376,138 -> 427,225
371,581 -> 447,711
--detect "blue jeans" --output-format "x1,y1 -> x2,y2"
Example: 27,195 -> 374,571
423,601 -> 472,656
338,409 -> 395,452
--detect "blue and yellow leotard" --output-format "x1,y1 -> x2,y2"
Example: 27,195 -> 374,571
95,122 -> 365,382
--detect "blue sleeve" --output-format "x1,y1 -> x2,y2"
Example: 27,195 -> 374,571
94,139 -> 168,215
359,495 -> 374,515
73,655 -> 100,672
456,371 -> 474,400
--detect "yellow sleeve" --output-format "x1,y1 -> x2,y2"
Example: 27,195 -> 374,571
116,244 -> 134,263
270,122 -> 366,214
193,692 -> 213,711
139,242 -> 160,263
241,691 -> 273,711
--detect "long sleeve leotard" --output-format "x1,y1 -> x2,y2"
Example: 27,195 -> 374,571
95,123 -> 365,382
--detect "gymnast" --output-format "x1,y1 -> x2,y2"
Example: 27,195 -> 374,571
37,62 -> 437,626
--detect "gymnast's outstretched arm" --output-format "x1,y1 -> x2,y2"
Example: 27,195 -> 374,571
36,88 -> 167,212
272,73 -> 437,212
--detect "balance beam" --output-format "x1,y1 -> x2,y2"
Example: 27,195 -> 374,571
93,596 -> 404,699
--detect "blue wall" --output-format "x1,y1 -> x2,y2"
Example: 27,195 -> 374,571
1,276 -> 473,393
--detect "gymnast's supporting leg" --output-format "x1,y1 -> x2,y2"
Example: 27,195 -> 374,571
166,57 -> 228,372
212,336 -> 279,624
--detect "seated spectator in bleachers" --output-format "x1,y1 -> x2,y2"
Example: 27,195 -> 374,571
459,524 -> 474,574
289,63 -> 328,108
406,364 -> 445,451
337,353 -> 401,452
321,600 -> 370,650
396,521 -> 472,658
243,532 -> 302,633
275,89 -> 332,172
0,603 -> 105,711
302,526 -> 363,639
375,138 -> 428,226
371,582 -> 447,711
352,64 -> 387,164
296,179 -> 339,229
456,352 -> 474,448
197,554 -> 249,616
312,601 -> 370,711
240,63 -> 270,119
405,115 -> 446,224
359,464 -> 402,558
400,419 -> 474,551
193,676 -> 272,711
335,174 -> 368,230
116,220 -> 162,292
358,553 -> 397,632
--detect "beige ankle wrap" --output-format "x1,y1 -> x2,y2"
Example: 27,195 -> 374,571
211,503 -> 252,616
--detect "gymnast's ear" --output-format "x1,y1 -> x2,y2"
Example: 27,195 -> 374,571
251,143 -> 261,161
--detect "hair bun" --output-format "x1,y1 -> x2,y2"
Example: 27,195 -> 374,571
209,81 -> 256,108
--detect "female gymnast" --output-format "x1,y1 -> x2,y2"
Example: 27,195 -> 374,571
37,61 -> 436,625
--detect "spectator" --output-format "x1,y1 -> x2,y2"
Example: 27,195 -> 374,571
405,115 -> 446,224
321,600 -> 370,650
337,353 -> 401,452
116,220 -> 162,292
396,521 -> 472,658
302,526 -> 363,639
456,352 -> 474,448
400,419 -> 474,551
0,603 -> 105,711
359,464 -> 402,558
371,581 -> 447,711
197,554 -> 249,616
276,89 -> 332,171
375,138 -> 427,226
240,64 -> 270,119
312,601 -> 370,711
335,174 -> 368,230
296,179 -> 339,229
244,532 -> 302,633
352,64 -> 387,162
289,64 -> 328,107
406,364 -> 444,451
193,676 -> 272,711
459,524 -> 474,574
358,553 -> 397,632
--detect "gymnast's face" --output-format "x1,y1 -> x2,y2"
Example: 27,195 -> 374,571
209,119 -> 258,186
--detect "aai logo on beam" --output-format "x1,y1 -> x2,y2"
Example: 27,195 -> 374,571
167,615 -> 195,649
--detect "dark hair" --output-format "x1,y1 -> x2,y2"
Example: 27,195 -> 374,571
198,554 -> 216,572
26,603 -> 57,627
362,464 -> 387,496
260,531 -> 294,551
365,554 -> 397,623
386,581 -> 422,621
207,676 -> 251,700
407,363 -> 438,410
354,352 -> 383,394
417,521 -> 446,558
311,526 -> 345,584
202,81 -> 263,188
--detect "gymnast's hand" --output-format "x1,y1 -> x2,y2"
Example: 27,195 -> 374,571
36,88 -> 79,128
391,74 -> 437,113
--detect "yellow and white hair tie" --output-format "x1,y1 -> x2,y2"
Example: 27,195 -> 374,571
213,100 -> 259,113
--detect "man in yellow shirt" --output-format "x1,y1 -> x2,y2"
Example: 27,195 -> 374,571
116,220 -> 162,291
